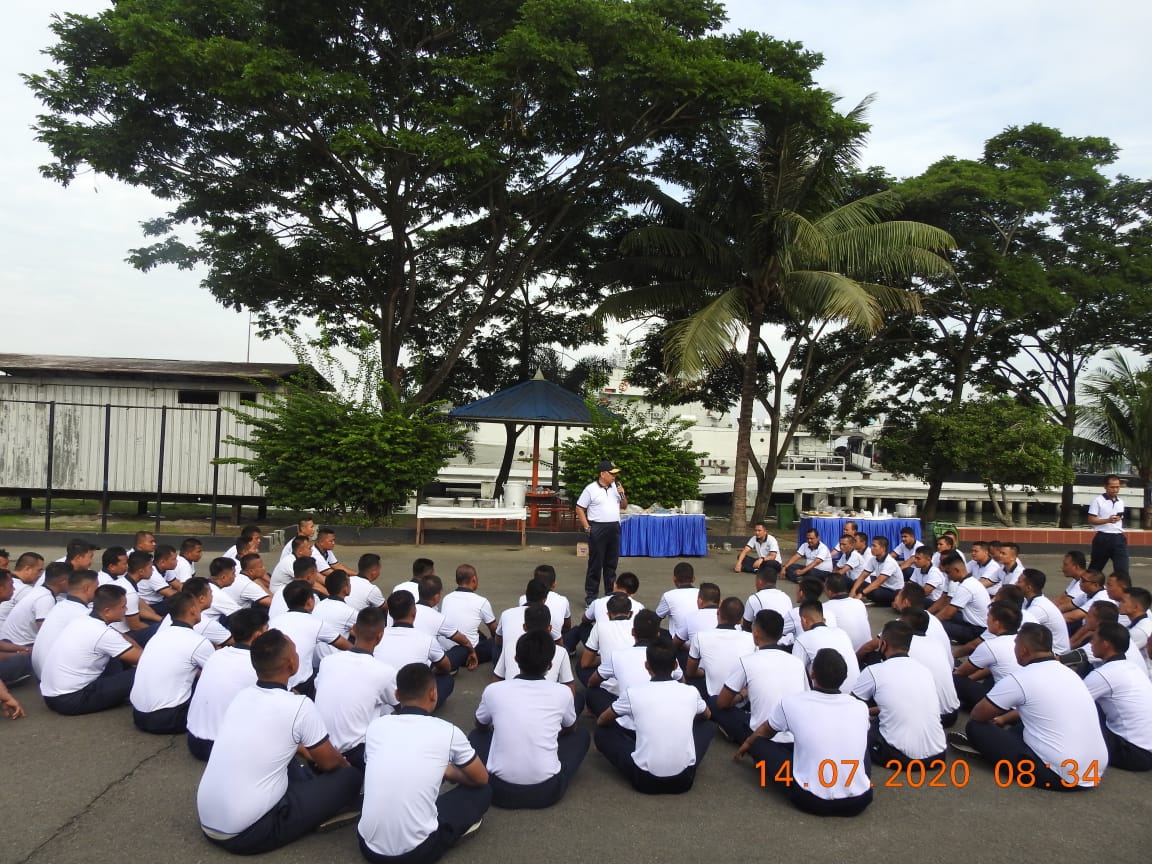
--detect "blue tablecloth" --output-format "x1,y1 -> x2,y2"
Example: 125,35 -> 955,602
621,514 -> 708,557
796,516 -> 920,552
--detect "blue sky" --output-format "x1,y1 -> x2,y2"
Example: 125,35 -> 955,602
1,0 -> 1149,363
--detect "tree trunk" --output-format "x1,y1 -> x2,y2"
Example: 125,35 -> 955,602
1058,389 -> 1078,528
1143,474 -> 1152,530
729,311 -> 764,536
493,422 -> 523,499
988,482 -> 1013,527
920,474 -> 944,533
752,456 -> 779,527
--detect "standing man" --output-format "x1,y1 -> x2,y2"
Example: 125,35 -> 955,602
1089,475 -> 1128,577
576,460 -> 627,606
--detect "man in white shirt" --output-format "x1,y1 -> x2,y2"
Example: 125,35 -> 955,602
1064,569 -> 1112,633
822,573 -> 871,651
1120,587 -> 1152,673
714,609 -> 808,743
186,607 -> 268,761
1,561 -> 70,648
493,605 -> 582,713
30,569 -> 99,680
268,580 -> 352,698
172,537 -> 203,584
782,529 -> 833,583
654,561 -> 700,641
440,564 -> 496,663
849,536 -> 904,606
493,578 -> 548,667
741,565 -> 792,632
594,639 -> 713,793
578,594 -> 636,686
908,546 -> 947,604
672,582 -> 720,669
736,648 -> 873,816
376,590 -> 454,708
313,527 -> 356,577
1019,568 -> 1071,656
1088,474 -> 1127,576
852,620 -> 946,765
130,591 -> 216,733
357,663 -> 491,863
687,596 -> 754,698
792,601 -> 859,695
0,552 -> 45,632
565,571 -> 644,654
0,570 -> 34,686
196,629 -> 361,855
313,572 -> 359,665
1084,622 -> 1152,771
521,564 -> 572,644
967,541 -> 1004,595
833,534 -> 865,584
966,623 -> 1109,791
415,575 -> 478,671
892,527 -> 920,571
734,521 -> 780,573
222,524 -> 261,565
316,606 -> 398,769
585,610 -> 672,719
40,584 -> 142,715
899,607 -> 961,727
930,552 -> 992,643
270,535 -> 315,593
347,553 -> 387,612
229,553 -> 273,610
470,630 -> 590,808
575,460 -> 628,605
953,602 -> 1023,710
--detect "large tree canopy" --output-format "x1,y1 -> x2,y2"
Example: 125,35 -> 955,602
27,0 -> 823,403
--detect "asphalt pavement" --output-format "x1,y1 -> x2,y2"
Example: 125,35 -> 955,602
2,540 -> 1149,864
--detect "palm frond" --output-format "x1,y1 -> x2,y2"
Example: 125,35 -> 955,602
782,271 -> 883,331
813,191 -> 904,235
823,222 -> 955,280
857,282 -> 923,315
663,288 -> 748,378
594,281 -> 718,324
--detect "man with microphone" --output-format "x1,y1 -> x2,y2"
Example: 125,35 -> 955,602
576,461 -> 628,607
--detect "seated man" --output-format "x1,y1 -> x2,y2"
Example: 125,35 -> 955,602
268,579 -> 352,698
671,582 -> 720,670
654,562 -> 700,639
0,569 -> 34,686
470,630 -> 590,809
196,629 -> 362,854
741,565 -> 791,632
594,639 -> 713,794
733,521 -> 780,574
493,604 -> 582,713
346,553 -> 387,612
578,594 -> 637,687
315,607 -> 399,769
848,536 -> 904,606
736,648 -> 873,816
782,530 -> 833,583
186,607 -> 268,760
30,568 -> 99,681
415,575 -> 478,671
929,552 -> 991,644
964,623 -> 1108,791
952,602 -> 1022,710
821,572 -> 871,652
40,585 -> 141,715
439,564 -> 497,663
376,590 -> 454,708
585,609 -> 675,718
1084,622 -> 1152,771
565,571 -> 643,653
0,561 -> 70,651
792,601 -> 859,694
358,663 -> 491,864
130,590 -> 216,733
686,596 -> 754,700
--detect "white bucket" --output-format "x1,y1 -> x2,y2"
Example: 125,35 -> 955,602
681,499 -> 704,514
503,481 -> 526,509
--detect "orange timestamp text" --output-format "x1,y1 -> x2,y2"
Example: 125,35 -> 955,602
755,757 -> 1103,789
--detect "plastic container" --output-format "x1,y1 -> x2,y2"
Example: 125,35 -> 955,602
503,481 -> 526,509
776,502 -> 796,530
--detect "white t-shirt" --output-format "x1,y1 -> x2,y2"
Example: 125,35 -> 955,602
412,604 -> 461,644
39,615 -> 133,698
197,685 -> 329,835
494,642 -> 574,685
910,565 -> 947,603
780,606 -> 837,647
968,558 -> 1004,593
207,582 -> 242,621
1084,657 -> 1152,750
852,655 -> 946,759
838,550 -> 865,581
269,554 -> 303,592
267,610 -> 343,687
985,659 -> 1109,787
109,575 -> 143,634
893,541 -> 918,561
585,618 -> 636,666
822,597 -> 871,651
576,480 -> 623,522
346,576 -> 386,612
866,556 -> 905,591
172,555 -> 196,584
315,650 -> 398,753
135,566 -> 174,605
223,572 -> 270,609
598,644 -> 683,707
30,596 -> 90,679
968,633 -> 1021,683
1025,595 -> 1071,655
495,606 -> 528,646
0,585 -> 59,646
909,634 -> 961,715
439,590 -> 495,650
744,534 -> 780,560
130,621 -> 215,712
392,580 -> 421,602
656,586 -> 700,636
373,625 -> 445,670
768,690 -> 872,800
743,588 -> 792,624
517,590 -> 571,642
0,579 -> 32,628
689,627 -> 755,696
1128,615 -> 1152,675
1089,493 -> 1124,534
312,598 -> 358,662
585,593 -> 643,623
792,624 -> 860,694
614,679 -> 707,776
358,711 -> 477,857
946,577 -> 992,627
475,677 -> 576,784
794,542 -> 834,573
723,646 -> 809,741
159,612 -> 231,647
187,645 -> 258,741
673,607 -> 717,644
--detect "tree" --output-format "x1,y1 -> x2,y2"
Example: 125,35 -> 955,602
1081,351 -> 1152,528
559,404 -> 704,509
597,101 -> 954,534
26,0 -> 820,404
880,397 -> 1072,527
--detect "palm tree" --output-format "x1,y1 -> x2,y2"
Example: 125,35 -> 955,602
1081,350 -> 1152,528
596,101 -> 954,534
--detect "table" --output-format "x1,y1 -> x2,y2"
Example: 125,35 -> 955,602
416,505 -> 528,546
620,514 -> 708,557
525,492 -> 561,529
796,516 -> 920,553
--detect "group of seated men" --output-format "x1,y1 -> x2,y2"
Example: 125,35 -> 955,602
0,514 -> 1150,861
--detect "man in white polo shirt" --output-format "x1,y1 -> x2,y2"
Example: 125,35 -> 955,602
734,521 -> 780,574
687,596 -> 754,700
822,572 -> 871,651
40,584 -> 141,715
440,564 -> 497,664
270,535 -> 314,593
130,591 -> 216,733
849,536 -> 904,606
575,459 -> 628,606
415,575 -> 478,671
196,629 -> 361,854
315,606 -> 398,769
470,630 -> 590,809
852,619 -> 946,765
792,601 -> 859,695
908,546 -> 947,604
655,561 -> 700,640
375,591 -> 454,708
782,529 -> 834,584
741,565 -> 792,632
594,639 -> 713,794
953,602 -> 1023,710
1019,569 -> 1071,656
0,561 -> 69,649
268,580 -> 351,698
347,553 -> 387,612
899,607 -> 961,727
493,605 -> 581,714
585,610 -> 676,719
0,570 -> 34,686
736,648 -> 873,816
357,663 -> 491,864
186,607 -> 268,761
1084,622 -> 1152,771
930,552 -> 991,643
30,569 -> 99,681
1088,474 -> 1128,576
965,623 -> 1109,790
578,594 -> 636,687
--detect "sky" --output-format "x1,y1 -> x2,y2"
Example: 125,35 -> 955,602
1,0 -> 1149,366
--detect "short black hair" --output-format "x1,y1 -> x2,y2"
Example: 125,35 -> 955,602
228,607 -> 269,643
154,544 -> 177,561
1064,550 -> 1087,568
419,574 -> 443,602
101,546 -> 128,570
939,551 -> 964,571
1015,622 -> 1052,654
606,593 -> 631,616
523,604 -> 552,633
532,564 -> 557,585
93,583 -> 127,613
65,538 -> 97,559
325,570 -> 350,597
359,553 -> 381,572
988,602 -> 1022,633
355,606 -> 387,640
514,630 -> 555,677
1020,568 -> 1047,593
673,561 -> 695,583
209,557 -> 237,579
873,536 -> 889,552
753,609 -> 784,641
67,569 -> 99,589
240,552 -> 263,569
387,589 -> 415,620
239,524 -> 262,541
455,563 -> 476,585
1095,621 -> 1131,655
811,648 -> 848,690
1091,602 -> 1120,626
1125,587 -> 1151,611
615,572 -> 639,594
317,527 -> 336,539
251,629 -> 294,679
524,578 -> 549,603
412,558 -> 435,578
645,639 -> 677,677
290,535 -> 312,554
698,582 -> 721,605
180,537 -> 203,555
169,591 -> 199,620
995,584 -> 1025,610
43,561 -> 73,586
293,557 -> 317,580
719,596 -> 744,625
899,607 -> 930,636
396,663 -> 435,702
283,580 -> 315,611
898,581 -> 926,609
127,551 -> 153,573
798,579 -> 824,603
798,599 -> 824,620
183,576 -> 211,598
880,619 -> 914,652
632,609 -> 662,641
824,572 -> 848,595
14,552 -> 44,570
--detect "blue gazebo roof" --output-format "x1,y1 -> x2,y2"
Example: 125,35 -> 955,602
448,371 -> 612,426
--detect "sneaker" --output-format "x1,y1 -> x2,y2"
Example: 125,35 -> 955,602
316,809 -> 360,833
860,597 -> 876,607
947,731 -> 979,756
462,819 -> 483,837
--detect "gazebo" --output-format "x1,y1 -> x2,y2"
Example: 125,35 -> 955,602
448,370 -> 614,495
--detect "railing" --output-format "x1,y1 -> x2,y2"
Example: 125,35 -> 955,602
778,455 -> 848,472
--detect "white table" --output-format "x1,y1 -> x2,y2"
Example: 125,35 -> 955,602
415,505 -> 529,546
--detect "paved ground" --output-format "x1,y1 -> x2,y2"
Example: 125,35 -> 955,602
4,540 -> 1150,864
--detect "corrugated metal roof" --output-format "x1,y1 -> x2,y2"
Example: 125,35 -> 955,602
0,353 -> 330,388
